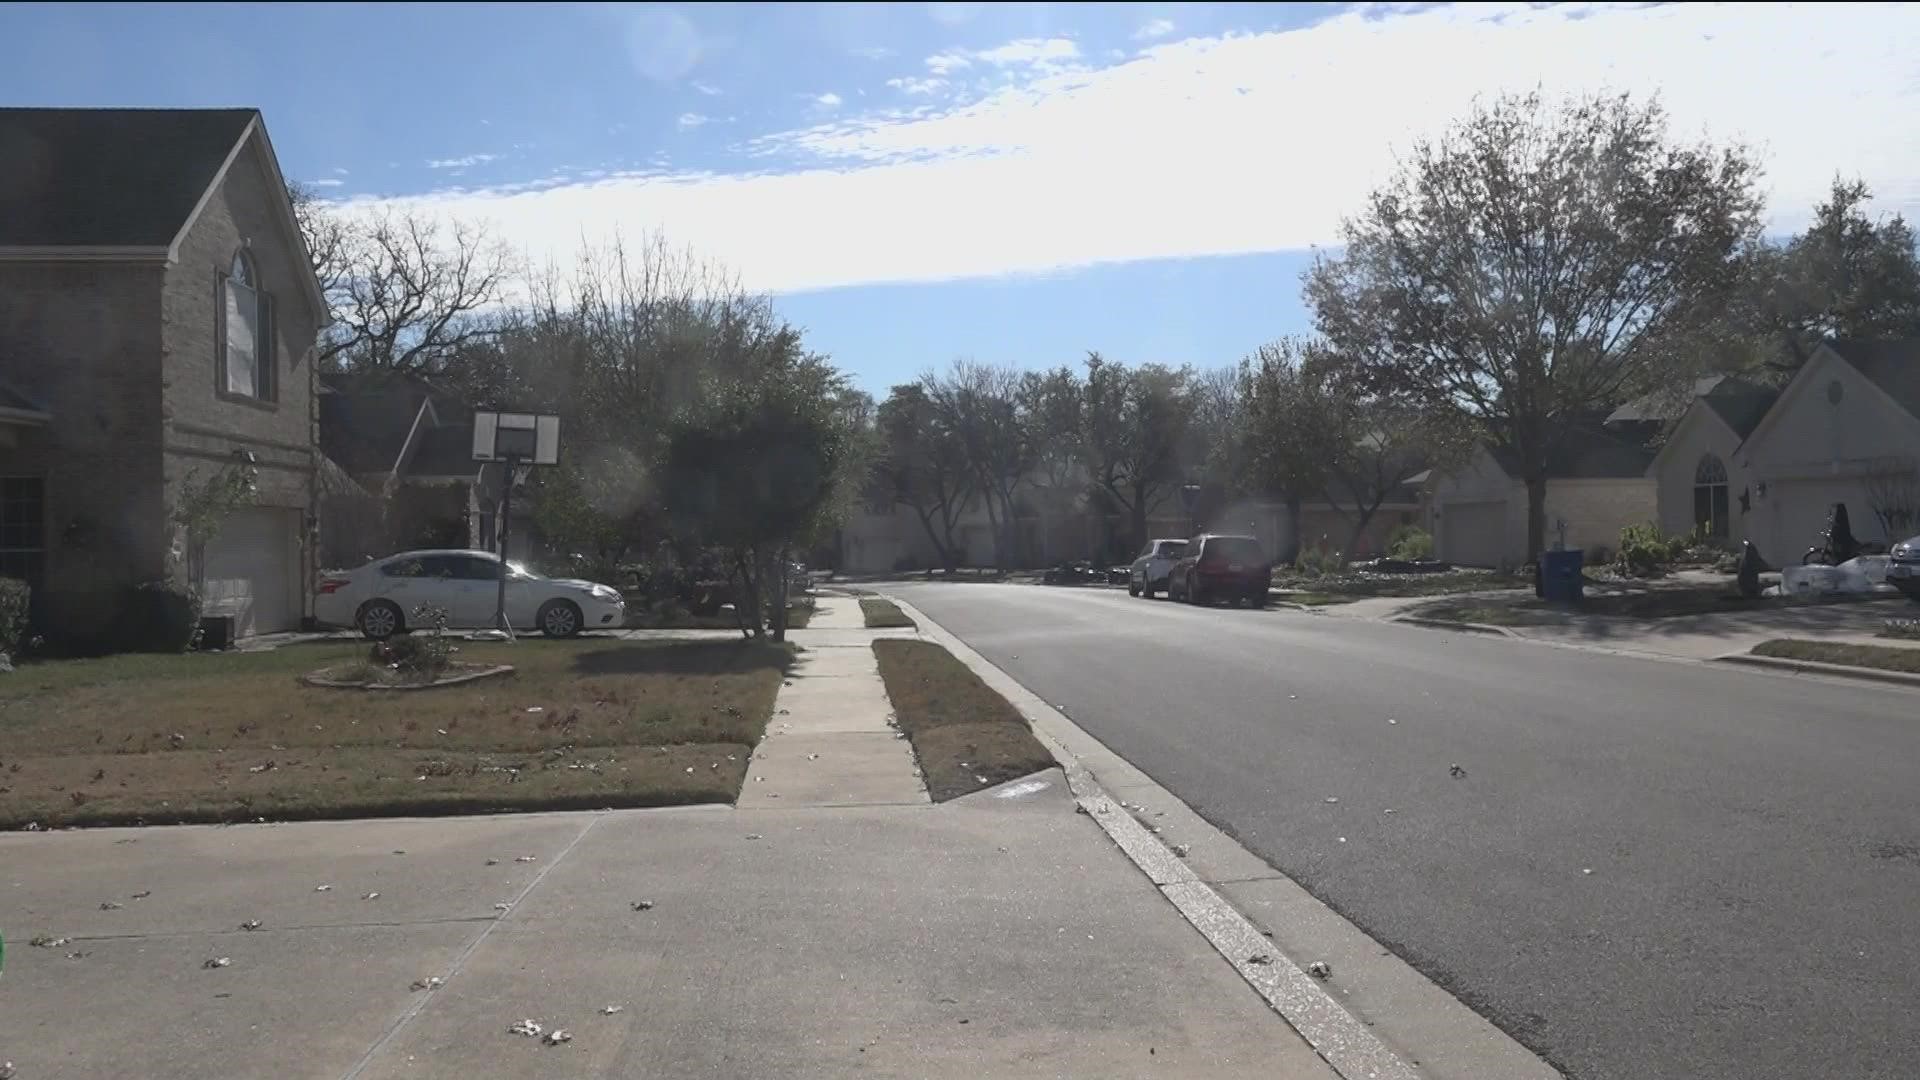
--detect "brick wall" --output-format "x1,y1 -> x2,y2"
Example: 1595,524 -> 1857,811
0,261 -> 169,634
161,131 -> 322,614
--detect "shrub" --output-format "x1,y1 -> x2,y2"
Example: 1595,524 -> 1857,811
1614,522 -> 1690,577
368,604 -> 454,679
1386,525 -> 1433,561
0,577 -> 29,656
1296,544 -> 1346,578
120,581 -> 202,653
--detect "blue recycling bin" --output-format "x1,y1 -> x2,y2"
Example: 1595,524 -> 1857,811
1538,549 -> 1584,603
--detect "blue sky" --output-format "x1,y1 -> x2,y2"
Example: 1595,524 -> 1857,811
7,2 -> 1919,392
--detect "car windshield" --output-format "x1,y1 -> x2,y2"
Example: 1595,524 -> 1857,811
1157,541 -> 1188,557
1206,538 -> 1264,563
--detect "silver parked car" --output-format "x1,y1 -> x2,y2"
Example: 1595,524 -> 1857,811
1128,538 -> 1189,598
1888,534 -> 1920,601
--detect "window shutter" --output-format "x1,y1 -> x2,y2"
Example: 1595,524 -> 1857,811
258,291 -> 276,400
215,270 -> 228,393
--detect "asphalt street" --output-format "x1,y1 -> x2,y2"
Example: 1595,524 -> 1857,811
889,582 -> 1920,1080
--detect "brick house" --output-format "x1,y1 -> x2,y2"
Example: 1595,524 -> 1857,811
0,108 -> 328,640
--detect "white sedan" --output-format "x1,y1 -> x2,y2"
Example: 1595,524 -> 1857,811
314,549 -> 626,639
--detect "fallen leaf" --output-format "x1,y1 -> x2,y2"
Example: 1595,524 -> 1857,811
29,936 -> 69,948
315,884 -> 333,892
1449,763 -> 1466,778
494,902 -> 512,912
362,892 -> 380,901
410,976 -> 445,992
241,920 -> 262,931
543,1029 -> 572,1045
631,900 -> 654,911
1307,961 -> 1332,979
99,901 -> 122,911
1324,797 -> 1339,804
130,890 -> 151,900
508,1019 -> 545,1038
1171,844 -> 1191,858
514,855 -> 537,863
485,858 -> 500,866
204,957 -> 231,969
65,950 -> 90,960
1383,808 -> 1398,815
599,1004 -> 624,1015
744,834 -> 763,841
525,706 -> 544,714
1247,954 -> 1273,965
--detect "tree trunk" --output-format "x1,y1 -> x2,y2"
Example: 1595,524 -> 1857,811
733,550 -> 764,639
1524,474 -> 1548,563
910,505 -> 954,573
769,546 -> 790,643
1129,490 -> 1149,558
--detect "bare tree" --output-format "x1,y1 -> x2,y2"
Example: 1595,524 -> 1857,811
1079,354 -> 1194,555
1864,456 -> 1920,541
305,205 -> 515,373
921,359 -> 1031,568
1305,91 -> 1764,558
874,384 -> 974,571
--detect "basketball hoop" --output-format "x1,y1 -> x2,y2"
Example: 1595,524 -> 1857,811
470,410 -> 561,636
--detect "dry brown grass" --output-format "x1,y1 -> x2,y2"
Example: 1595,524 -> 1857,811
1752,639 -> 1920,674
871,639 -> 1054,801
0,638 -> 789,828
859,597 -> 916,628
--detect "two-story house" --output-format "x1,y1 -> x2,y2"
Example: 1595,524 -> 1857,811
0,108 -> 328,641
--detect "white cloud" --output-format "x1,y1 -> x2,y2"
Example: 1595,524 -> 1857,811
1133,18 -> 1175,41
425,153 -> 498,169
887,76 -> 947,95
972,37 -> 1079,66
306,178 -> 345,188
676,112 -> 709,130
925,51 -> 972,76
356,3 -> 1920,295
852,45 -> 896,60
693,80 -> 723,96
816,91 -> 844,108
331,166 -> 350,175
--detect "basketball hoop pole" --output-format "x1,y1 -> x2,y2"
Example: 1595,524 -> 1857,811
495,454 -> 518,634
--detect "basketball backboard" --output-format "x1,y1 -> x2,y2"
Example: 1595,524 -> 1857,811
472,411 -> 559,465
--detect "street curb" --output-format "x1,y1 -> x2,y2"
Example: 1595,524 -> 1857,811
888,594 -> 1561,1080
1714,651 -> 1920,689
1392,615 -> 1518,637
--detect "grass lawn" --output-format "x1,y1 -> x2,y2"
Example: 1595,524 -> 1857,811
1270,568 -> 1527,604
860,597 -> 917,629
872,639 -> 1054,801
0,637 -> 789,829
1414,585 -> 1905,627
1752,639 -> 1920,674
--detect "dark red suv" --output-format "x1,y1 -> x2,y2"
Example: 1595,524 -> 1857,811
1168,534 -> 1271,608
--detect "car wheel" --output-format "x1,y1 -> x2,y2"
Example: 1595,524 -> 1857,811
1250,591 -> 1269,609
538,599 -> 583,638
1188,579 -> 1205,606
357,599 -> 404,640
1128,581 -> 1141,597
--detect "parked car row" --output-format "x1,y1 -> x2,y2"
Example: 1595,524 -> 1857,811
315,549 -> 626,639
1129,534 -> 1273,608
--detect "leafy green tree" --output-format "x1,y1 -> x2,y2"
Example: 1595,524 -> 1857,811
1305,91 -> 1764,558
921,360 -> 1032,568
873,384 -> 974,571
1748,177 -> 1920,355
1230,340 -> 1345,563
660,360 -> 856,641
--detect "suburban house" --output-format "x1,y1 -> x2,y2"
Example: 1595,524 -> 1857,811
1426,421 -> 1661,567
1424,340 -> 1920,567
0,107 -> 328,640
316,371 -> 535,570
1647,340 -> 1920,562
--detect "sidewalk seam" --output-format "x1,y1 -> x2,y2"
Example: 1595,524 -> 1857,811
338,814 -> 602,1080
890,595 -> 1428,1080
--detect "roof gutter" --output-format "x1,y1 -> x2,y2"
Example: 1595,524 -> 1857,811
0,246 -> 169,263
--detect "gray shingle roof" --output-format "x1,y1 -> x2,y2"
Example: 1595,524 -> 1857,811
0,108 -> 256,247
1825,339 -> 1920,422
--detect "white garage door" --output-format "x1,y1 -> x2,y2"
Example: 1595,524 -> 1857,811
204,507 -> 299,637
1440,501 -> 1509,568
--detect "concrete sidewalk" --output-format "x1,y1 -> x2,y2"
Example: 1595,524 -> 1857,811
0,598 -> 1339,1079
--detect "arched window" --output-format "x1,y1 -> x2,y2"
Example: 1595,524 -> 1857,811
220,248 -> 274,400
1694,453 -> 1730,538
